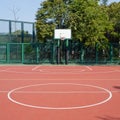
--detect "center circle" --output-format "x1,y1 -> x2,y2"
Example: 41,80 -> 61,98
7,83 -> 112,110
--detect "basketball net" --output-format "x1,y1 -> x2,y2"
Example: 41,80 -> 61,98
60,33 -> 65,41
60,37 -> 65,41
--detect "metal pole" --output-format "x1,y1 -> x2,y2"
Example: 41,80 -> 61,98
57,39 -> 60,64
7,43 -> 10,63
21,22 -> 24,43
9,20 -> 12,41
22,43 -> 24,63
65,39 -> 69,64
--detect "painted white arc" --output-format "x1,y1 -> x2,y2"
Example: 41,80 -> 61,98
7,83 -> 112,110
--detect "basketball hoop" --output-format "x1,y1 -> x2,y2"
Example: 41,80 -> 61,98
60,37 -> 65,41
60,33 -> 65,41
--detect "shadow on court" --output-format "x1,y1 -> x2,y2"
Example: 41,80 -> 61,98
97,115 -> 120,120
113,86 -> 120,89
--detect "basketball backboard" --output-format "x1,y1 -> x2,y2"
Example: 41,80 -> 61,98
54,29 -> 71,40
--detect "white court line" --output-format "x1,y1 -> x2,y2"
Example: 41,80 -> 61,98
32,66 -> 40,71
0,65 -> 119,74
1,68 -> 118,74
0,90 -> 119,93
7,83 -> 113,110
0,79 -> 120,81
85,66 -> 93,71
0,91 -> 111,94
0,68 -> 10,72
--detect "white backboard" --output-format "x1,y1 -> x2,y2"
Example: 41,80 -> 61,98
54,29 -> 71,39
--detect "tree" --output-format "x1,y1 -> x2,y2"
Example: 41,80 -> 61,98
67,0 -> 112,47
36,0 -> 112,48
107,2 -> 120,43
9,5 -> 20,32
101,0 -> 108,5
36,0 -> 71,41
36,0 -> 61,41
106,2 -> 120,58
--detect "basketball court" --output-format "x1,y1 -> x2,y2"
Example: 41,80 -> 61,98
0,65 -> 120,120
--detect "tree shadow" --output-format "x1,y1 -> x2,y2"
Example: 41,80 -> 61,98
113,86 -> 120,89
97,115 -> 120,120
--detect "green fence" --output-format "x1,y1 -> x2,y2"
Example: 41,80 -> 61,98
0,19 -> 36,43
0,19 -> 120,64
0,42 -> 120,64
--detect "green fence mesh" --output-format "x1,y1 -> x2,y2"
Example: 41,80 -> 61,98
0,19 -> 120,65
0,42 -> 120,65
0,44 -> 7,62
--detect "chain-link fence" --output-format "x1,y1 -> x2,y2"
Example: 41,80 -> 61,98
0,19 -> 120,64
0,42 -> 120,64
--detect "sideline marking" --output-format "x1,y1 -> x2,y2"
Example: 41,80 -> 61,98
8,83 -> 112,110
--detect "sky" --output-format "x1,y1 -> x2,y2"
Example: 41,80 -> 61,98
0,0 -> 120,22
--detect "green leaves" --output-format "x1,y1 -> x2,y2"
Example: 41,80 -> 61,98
67,0 -> 111,47
36,0 -> 68,41
106,2 -> 120,43
36,0 -> 119,48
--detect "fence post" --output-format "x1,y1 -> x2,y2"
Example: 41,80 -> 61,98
22,43 -> 24,63
6,43 -> 10,63
9,20 -> 11,41
65,39 -> 69,64
57,39 -> 60,64
21,22 -> 24,43
81,46 -> 85,63
51,40 -> 55,64
36,45 -> 39,64
32,23 -> 35,42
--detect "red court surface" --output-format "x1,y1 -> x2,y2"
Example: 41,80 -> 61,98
0,65 -> 120,120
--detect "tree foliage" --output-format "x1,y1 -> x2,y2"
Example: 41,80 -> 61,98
101,0 -> 108,5
106,2 -> 120,43
67,0 -> 112,47
36,0 -> 119,48
36,0 -> 69,41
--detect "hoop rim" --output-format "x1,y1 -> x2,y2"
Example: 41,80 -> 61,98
60,37 -> 65,41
